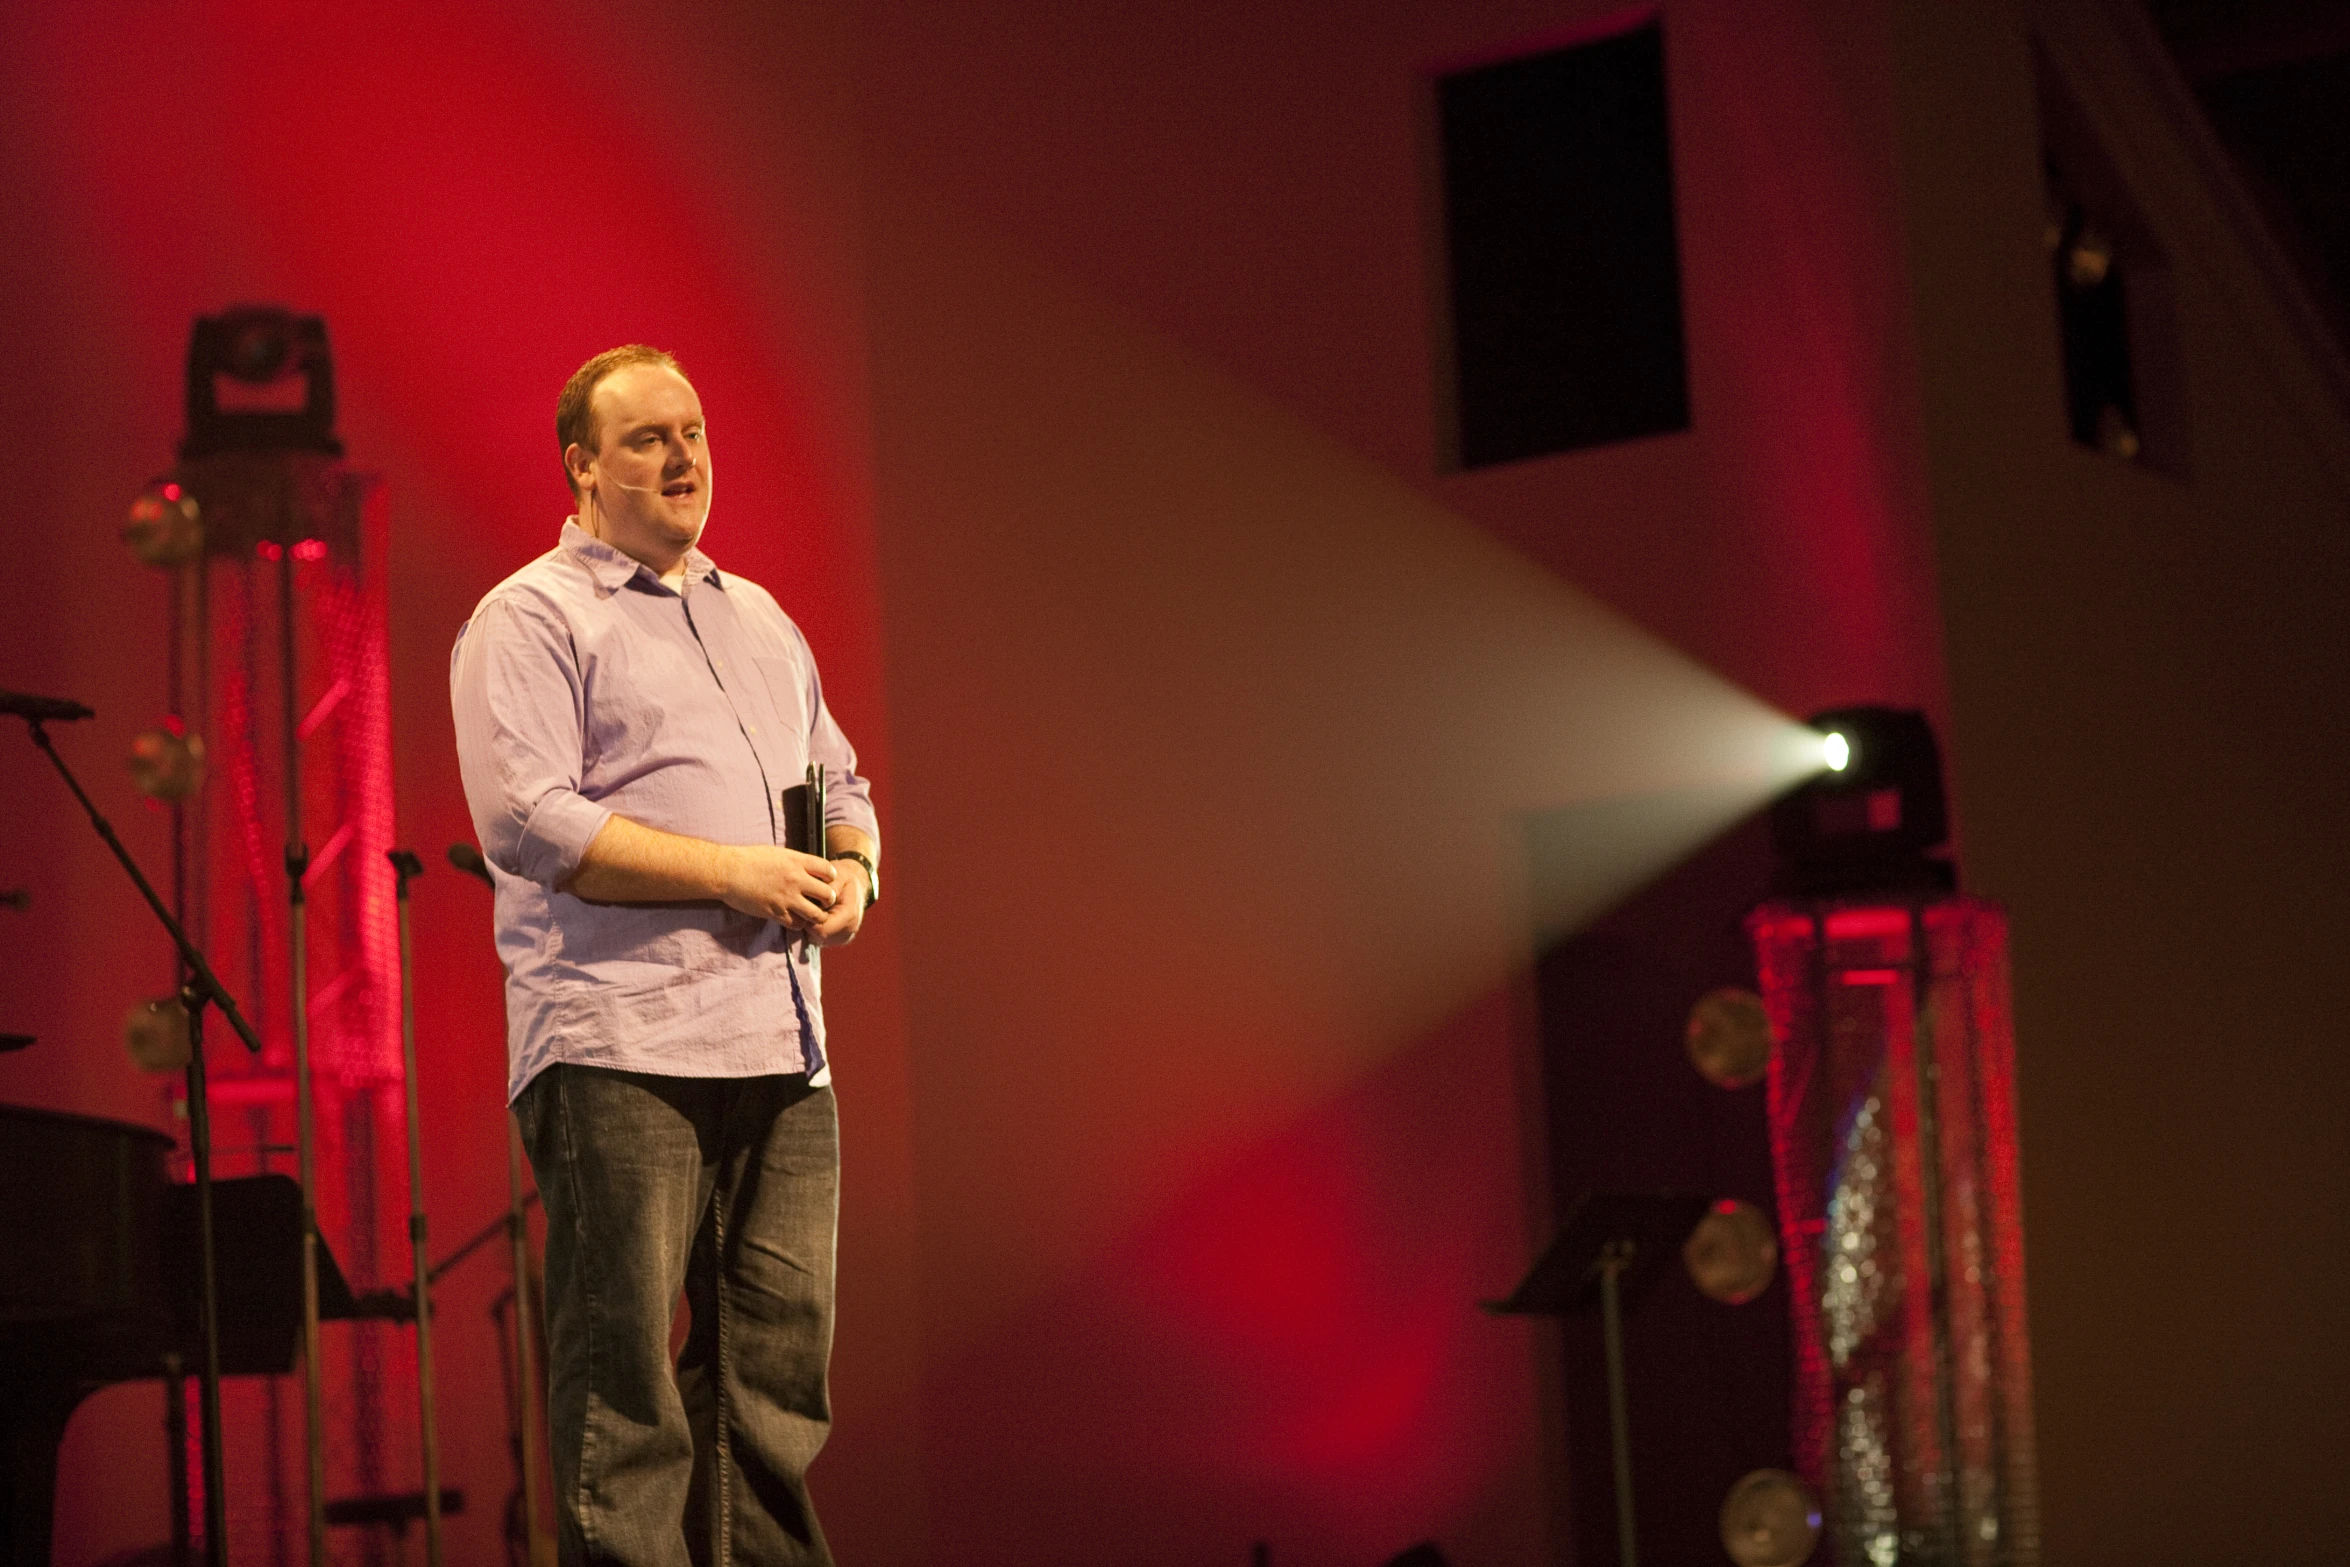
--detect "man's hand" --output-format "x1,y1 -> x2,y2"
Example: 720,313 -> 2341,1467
561,814 -> 876,947
806,857 -> 870,947
720,845 -> 840,929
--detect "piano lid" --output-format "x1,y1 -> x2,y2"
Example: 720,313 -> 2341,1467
0,1103 -> 173,1329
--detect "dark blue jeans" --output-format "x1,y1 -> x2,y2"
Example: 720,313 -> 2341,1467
514,1064 -> 838,1566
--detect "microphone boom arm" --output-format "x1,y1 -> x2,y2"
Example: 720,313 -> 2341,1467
19,718 -> 262,1055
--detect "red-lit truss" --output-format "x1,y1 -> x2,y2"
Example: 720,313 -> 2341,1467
1750,898 -> 2039,1567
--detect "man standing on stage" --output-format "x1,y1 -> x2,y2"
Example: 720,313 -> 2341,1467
451,345 -> 879,1566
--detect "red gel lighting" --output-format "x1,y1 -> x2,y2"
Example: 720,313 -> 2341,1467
292,538 -> 327,561
255,540 -> 283,561
1750,897 -> 2040,1557
1820,907 -> 1912,939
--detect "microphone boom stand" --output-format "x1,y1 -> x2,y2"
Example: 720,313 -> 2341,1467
388,850 -> 444,1567
447,843 -> 551,1566
17,716 -> 261,1567
278,549 -> 331,1567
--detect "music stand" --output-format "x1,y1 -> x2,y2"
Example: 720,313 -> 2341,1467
1486,1191 -> 1712,1567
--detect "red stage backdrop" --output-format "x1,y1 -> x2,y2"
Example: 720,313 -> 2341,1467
0,2 -> 1964,1564
0,4 -> 916,1562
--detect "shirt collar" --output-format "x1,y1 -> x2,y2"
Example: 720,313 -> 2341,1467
559,518 -> 726,596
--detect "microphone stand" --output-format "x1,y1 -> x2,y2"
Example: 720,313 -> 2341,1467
17,716 -> 260,1567
277,549 -> 330,1567
447,844 -> 551,1566
388,850 -> 444,1567
503,1114 -> 549,1567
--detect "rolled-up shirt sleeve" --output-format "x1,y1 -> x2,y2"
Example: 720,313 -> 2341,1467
797,624 -> 879,842
451,594 -> 614,888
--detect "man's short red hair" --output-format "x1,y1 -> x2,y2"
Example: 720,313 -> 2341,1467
556,345 -> 686,497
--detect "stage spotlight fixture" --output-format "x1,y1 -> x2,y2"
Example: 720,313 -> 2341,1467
1686,986 -> 1774,1089
1719,1469 -> 1821,1567
128,722 -> 207,801
180,305 -> 344,460
1769,705 -> 1952,896
1820,730 -> 1850,772
123,996 -> 193,1073
123,480 -> 204,567
1682,1198 -> 1778,1305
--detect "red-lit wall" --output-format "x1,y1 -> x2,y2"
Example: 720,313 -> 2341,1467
0,1 -> 1958,1563
849,0 -> 1946,1562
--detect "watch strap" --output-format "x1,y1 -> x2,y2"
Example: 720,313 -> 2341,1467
829,849 -> 879,910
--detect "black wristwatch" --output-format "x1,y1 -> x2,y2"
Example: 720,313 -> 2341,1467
829,849 -> 879,911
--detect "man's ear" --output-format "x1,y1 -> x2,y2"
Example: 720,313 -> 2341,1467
564,442 -> 594,492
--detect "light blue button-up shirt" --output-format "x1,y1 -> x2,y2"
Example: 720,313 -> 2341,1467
451,521 -> 877,1101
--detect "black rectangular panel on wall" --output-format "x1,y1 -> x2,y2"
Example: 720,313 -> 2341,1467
1438,20 -> 1691,468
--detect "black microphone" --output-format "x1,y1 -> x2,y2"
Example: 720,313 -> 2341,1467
0,688 -> 95,723
447,843 -> 495,888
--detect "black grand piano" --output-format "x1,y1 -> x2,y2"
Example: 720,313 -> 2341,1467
0,1103 -> 389,1566
0,1104 -> 177,1565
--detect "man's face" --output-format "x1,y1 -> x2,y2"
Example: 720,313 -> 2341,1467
570,363 -> 712,564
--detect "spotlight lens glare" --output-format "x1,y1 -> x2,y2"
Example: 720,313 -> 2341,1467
1822,732 -> 1851,773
